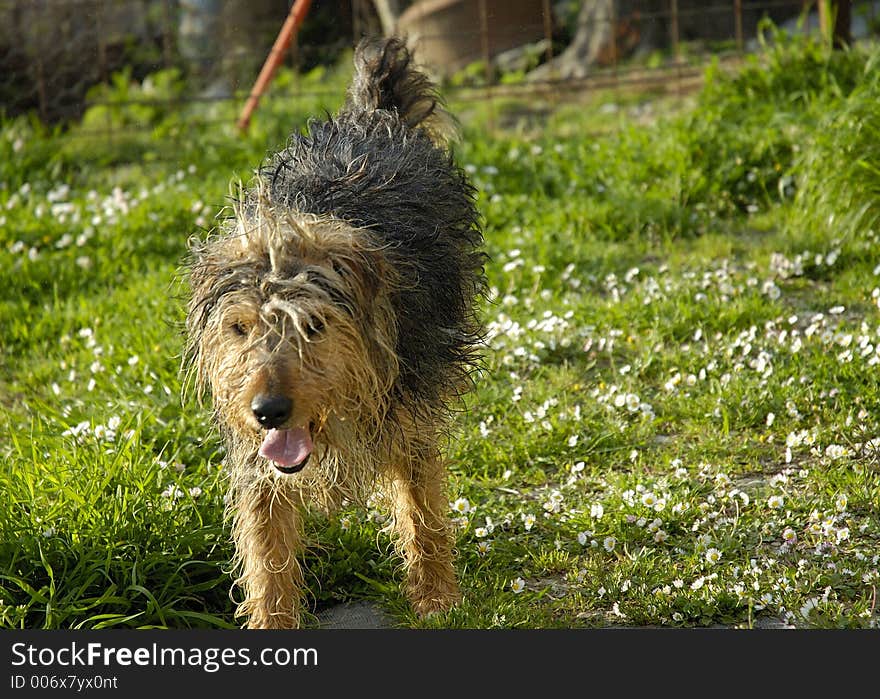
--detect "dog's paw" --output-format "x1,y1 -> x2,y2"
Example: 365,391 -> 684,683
412,592 -> 461,619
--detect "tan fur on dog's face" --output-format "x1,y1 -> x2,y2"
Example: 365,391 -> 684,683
186,204 -> 400,459
204,284 -> 338,439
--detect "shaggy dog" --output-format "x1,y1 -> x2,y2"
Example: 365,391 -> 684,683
184,38 -> 485,628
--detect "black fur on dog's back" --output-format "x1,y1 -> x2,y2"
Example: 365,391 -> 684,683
261,38 -> 486,407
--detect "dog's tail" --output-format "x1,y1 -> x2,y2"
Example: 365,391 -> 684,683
345,37 -> 455,147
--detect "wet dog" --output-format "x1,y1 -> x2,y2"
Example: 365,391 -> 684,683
184,38 -> 485,628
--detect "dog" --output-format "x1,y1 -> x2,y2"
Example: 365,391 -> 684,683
184,38 -> 486,628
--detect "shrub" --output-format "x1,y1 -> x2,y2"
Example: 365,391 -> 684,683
793,49 -> 880,241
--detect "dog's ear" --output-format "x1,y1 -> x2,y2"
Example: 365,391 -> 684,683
184,240 -> 260,399
331,256 -> 372,301
329,247 -> 394,310
186,249 -> 225,337
183,247 -> 220,398
186,241 -> 252,339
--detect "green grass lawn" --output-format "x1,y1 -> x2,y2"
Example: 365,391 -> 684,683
2,33 -> 879,629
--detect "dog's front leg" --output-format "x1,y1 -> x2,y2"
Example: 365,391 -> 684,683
231,481 -> 305,629
389,454 -> 461,619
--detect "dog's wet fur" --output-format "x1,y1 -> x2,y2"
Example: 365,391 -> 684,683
184,38 -> 486,628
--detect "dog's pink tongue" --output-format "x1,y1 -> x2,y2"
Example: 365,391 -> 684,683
258,427 -> 313,468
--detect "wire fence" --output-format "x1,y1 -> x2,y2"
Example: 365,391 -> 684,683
1,1 -> 874,143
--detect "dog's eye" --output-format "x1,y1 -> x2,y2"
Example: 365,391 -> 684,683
229,321 -> 249,337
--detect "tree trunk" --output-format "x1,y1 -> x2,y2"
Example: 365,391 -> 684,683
529,0 -> 614,81
373,0 -> 403,35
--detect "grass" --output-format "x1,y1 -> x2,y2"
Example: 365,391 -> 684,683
2,31 -> 879,630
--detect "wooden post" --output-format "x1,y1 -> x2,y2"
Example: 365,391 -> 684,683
734,0 -> 744,53
96,1 -> 108,85
670,0 -> 682,99
236,0 -> 313,132
161,0 -> 174,69
610,0 -> 618,76
819,1 -> 852,48
819,0 -> 831,42
670,0 -> 680,64
478,0 -> 495,132
541,0 -> 554,70
541,0 -> 557,108
834,0 -> 852,47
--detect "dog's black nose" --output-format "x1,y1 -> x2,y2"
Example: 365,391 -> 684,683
251,395 -> 292,429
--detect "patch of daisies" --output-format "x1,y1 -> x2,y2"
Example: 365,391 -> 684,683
457,243 -> 880,627
444,454 -> 878,627
3,167 -> 212,271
